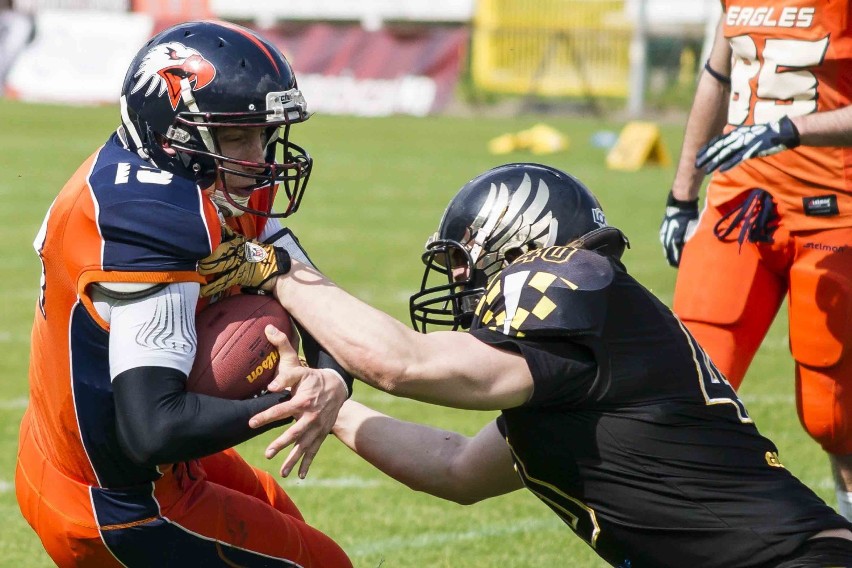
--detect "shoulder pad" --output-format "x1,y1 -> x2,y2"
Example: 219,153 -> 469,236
471,246 -> 613,338
87,148 -> 215,272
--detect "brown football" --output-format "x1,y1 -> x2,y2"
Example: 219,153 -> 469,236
187,293 -> 297,399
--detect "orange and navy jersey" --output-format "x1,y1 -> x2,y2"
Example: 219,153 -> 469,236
711,0 -> 852,230
27,133 -> 220,487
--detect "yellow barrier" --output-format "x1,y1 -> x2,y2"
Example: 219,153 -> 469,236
472,0 -> 631,98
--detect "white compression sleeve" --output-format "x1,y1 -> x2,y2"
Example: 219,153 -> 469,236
91,281 -> 200,379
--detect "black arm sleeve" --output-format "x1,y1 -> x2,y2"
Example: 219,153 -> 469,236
294,320 -> 354,398
113,366 -> 292,467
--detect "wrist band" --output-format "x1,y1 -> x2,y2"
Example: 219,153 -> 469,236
704,61 -> 731,85
667,190 -> 699,210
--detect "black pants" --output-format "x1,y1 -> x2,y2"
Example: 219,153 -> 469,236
773,538 -> 852,568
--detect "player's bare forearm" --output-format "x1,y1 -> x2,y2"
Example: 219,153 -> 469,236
671,18 -> 730,200
791,104 -> 852,147
270,262 -> 415,390
673,76 -> 728,198
332,400 -> 522,504
269,262 -> 533,410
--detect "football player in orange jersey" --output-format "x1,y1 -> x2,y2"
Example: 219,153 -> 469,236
15,20 -> 352,567
660,1 -> 852,523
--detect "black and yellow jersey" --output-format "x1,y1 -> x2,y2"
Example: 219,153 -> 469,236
469,245 -> 850,568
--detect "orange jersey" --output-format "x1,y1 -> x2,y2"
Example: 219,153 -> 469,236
19,135 -> 351,567
27,133 -> 220,487
711,0 -> 852,231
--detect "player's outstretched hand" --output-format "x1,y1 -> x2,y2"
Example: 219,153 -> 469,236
249,324 -> 348,479
199,225 -> 291,297
695,115 -> 800,174
659,191 -> 699,268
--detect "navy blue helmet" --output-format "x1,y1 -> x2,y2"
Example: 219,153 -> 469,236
119,20 -> 311,217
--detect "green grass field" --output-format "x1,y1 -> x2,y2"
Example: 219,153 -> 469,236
0,99 -> 833,567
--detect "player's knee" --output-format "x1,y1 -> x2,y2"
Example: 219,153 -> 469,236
801,415 -> 850,454
798,366 -> 852,454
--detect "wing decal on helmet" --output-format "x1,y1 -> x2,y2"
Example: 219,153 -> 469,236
468,180 -> 509,263
130,42 -> 216,111
469,173 -> 558,263
493,174 -> 555,251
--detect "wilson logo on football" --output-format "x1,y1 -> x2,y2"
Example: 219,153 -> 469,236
246,350 -> 280,384
130,42 -> 216,110
244,242 -> 269,263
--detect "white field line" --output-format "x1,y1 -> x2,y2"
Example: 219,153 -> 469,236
0,330 -> 31,342
740,393 -> 795,405
284,476 -> 384,489
347,517 -> 563,557
0,393 -> 798,408
0,397 -> 28,409
0,474 -> 838,495
352,391 -> 798,406
350,288 -> 412,305
351,390 -> 428,405
815,478 -> 837,490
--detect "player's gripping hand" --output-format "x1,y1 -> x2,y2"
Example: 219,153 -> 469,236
199,225 -> 291,297
659,191 -> 699,268
249,324 -> 349,479
695,115 -> 800,173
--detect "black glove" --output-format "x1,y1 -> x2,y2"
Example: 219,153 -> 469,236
659,191 -> 699,268
695,115 -> 800,174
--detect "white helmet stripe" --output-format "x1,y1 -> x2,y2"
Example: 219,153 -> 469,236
469,182 -> 498,235
543,218 -> 559,247
491,176 -> 553,250
501,173 -> 533,231
119,95 -> 149,160
470,182 -> 509,262
180,77 -> 216,152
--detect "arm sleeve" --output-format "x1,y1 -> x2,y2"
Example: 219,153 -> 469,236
96,281 -> 200,378
113,366 -> 292,467
295,320 -> 354,397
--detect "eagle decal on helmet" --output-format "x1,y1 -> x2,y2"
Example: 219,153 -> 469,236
130,42 -> 216,110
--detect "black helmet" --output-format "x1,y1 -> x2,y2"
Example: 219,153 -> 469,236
410,163 -> 628,332
119,20 -> 311,217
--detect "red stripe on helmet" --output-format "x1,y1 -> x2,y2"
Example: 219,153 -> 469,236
214,20 -> 281,74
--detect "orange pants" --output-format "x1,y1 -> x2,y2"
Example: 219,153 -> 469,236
16,413 -> 352,567
675,198 -> 852,455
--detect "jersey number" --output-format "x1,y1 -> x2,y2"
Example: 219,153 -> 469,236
728,35 -> 829,125
679,321 -> 751,423
33,165 -> 174,318
115,163 -> 173,185
509,440 -> 602,548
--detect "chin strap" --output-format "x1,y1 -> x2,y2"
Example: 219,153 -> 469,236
209,190 -> 251,218
568,226 -> 630,260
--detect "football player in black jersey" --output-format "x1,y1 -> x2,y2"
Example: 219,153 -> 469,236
205,163 -> 852,567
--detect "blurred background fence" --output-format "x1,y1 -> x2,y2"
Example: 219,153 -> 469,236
0,0 -> 720,117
